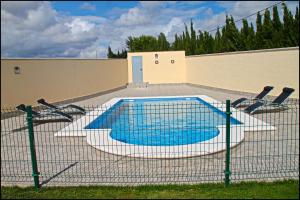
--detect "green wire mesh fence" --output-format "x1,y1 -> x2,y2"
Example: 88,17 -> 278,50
1,99 -> 299,188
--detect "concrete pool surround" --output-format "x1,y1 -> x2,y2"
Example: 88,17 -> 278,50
55,95 -> 276,158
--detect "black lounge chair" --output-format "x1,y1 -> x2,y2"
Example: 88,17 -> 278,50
37,99 -> 86,115
231,86 -> 274,108
16,104 -> 73,122
244,87 -> 295,114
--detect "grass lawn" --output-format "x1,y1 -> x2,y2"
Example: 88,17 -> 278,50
1,180 -> 299,199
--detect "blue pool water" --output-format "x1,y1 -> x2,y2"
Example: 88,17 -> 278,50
85,97 -> 241,146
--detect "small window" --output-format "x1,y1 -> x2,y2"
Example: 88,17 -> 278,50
155,60 -> 159,64
155,54 -> 158,59
171,60 -> 175,64
14,66 -> 20,74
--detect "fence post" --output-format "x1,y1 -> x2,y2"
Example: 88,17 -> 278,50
26,106 -> 40,190
224,100 -> 231,186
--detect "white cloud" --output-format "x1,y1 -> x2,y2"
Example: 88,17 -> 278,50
198,1 -> 298,34
25,2 -> 57,30
65,18 -> 95,35
80,2 -> 96,11
204,8 -> 214,16
1,1 -> 299,58
162,17 -> 185,42
1,1 -> 57,31
116,7 -> 149,26
79,42 -> 107,58
1,1 -> 106,58
1,1 -> 43,17
196,12 -> 227,32
0,1 -> 215,57
229,1 -> 272,18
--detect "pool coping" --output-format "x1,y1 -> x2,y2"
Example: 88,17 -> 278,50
55,95 -> 276,158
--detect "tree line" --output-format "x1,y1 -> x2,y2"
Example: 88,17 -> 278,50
107,3 -> 299,58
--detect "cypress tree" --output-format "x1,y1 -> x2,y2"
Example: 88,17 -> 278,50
272,5 -> 283,48
240,19 -> 249,50
293,7 -> 299,46
179,35 -> 184,50
282,3 -> 295,46
225,16 -> 240,51
120,49 -> 127,58
184,23 -> 191,55
190,20 -> 197,55
157,33 -> 170,51
126,36 -> 134,52
262,9 -> 273,48
202,31 -> 214,53
247,23 -> 256,50
107,46 -> 115,58
255,11 -> 264,49
219,15 -> 230,52
195,30 -> 205,54
173,34 -> 179,50
272,6 -> 282,31
220,23 -> 228,52
214,27 -> 222,53
195,31 -> 200,54
182,31 -> 186,51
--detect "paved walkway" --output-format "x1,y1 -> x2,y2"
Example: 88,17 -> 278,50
1,84 -> 299,186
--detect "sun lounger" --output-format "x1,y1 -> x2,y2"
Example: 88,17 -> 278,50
16,104 -> 73,122
244,87 -> 295,114
37,99 -> 86,114
231,86 -> 274,108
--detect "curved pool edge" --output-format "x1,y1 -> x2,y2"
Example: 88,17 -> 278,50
85,125 -> 245,158
54,95 -> 277,158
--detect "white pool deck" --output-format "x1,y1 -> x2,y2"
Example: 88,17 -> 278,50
1,84 -> 298,186
55,95 -> 276,158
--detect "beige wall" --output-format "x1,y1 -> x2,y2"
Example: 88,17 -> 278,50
186,47 -> 299,98
127,51 -> 186,84
1,47 -> 298,107
1,59 -> 128,107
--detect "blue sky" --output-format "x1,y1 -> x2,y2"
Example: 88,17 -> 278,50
52,1 -> 138,18
1,1 -> 299,58
51,1 -> 224,19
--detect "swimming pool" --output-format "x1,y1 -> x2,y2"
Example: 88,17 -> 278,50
85,97 -> 241,146
55,95 -> 276,158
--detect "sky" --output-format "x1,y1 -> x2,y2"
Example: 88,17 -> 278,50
1,1 -> 299,58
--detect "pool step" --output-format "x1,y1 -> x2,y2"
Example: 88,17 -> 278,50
127,82 -> 149,88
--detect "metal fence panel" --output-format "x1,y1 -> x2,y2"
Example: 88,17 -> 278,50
1,99 -> 299,187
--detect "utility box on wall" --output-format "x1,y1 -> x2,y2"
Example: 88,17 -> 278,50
127,51 -> 186,84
